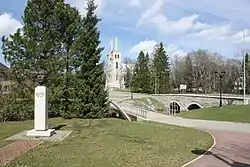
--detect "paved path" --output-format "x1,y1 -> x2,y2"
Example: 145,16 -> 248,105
146,112 -> 250,166
0,140 -> 42,165
188,130 -> 250,167
110,93 -> 250,167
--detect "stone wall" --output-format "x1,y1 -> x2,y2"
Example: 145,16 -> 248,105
151,94 -> 249,111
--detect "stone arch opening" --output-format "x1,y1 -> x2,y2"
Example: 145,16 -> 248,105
169,102 -> 180,115
187,104 -> 201,111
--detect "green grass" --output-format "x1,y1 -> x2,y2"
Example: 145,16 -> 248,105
117,89 -> 131,92
0,118 -> 212,167
137,97 -> 165,113
178,105 -> 250,123
0,118 -> 65,148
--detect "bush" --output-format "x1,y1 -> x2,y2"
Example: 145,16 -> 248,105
0,93 -> 34,122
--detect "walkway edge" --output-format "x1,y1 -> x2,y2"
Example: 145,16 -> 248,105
180,131 -> 216,167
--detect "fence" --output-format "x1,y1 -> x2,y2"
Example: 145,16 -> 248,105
136,109 -> 148,118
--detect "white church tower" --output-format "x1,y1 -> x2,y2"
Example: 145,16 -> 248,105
106,37 -> 124,90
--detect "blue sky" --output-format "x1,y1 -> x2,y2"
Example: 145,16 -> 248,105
1,0 -> 250,65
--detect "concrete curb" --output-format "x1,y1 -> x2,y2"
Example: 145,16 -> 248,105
180,131 -> 216,167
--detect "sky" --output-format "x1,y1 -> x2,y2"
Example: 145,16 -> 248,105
1,0 -> 250,65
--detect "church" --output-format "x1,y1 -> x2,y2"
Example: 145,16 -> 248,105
105,36 -> 124,90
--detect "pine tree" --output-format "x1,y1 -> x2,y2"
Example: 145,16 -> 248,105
72,0 -> 109,118
131,51 -> 151,93
123,58 -> 132,89
1,0 -> 81,120
142,52 -> 151,93
132,51 -> 143,92
183,54 -> 194,91
124,67 -> 131,88
152,42 -> 170,94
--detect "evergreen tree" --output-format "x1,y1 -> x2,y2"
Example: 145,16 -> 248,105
124,67 -> 132,88
72,0 -> 109,118
152,42 -> 170,94
1,0 -> 81,120
123,58 -> 132,89
143,52 -> 151,93
183,54 -> 194,91
132,51 -> 151,93
132,51 -> 143,92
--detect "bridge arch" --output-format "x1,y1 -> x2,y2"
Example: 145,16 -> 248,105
169,101 -> 181,114
186,102 -> 203,111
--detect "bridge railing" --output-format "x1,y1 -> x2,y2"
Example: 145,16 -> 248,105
136,109 -> 148,118
118,105 -> 148,119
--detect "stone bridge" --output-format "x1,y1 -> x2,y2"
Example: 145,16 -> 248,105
151,94 -> 250,113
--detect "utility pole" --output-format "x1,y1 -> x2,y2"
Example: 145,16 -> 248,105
243,29 -> 246,105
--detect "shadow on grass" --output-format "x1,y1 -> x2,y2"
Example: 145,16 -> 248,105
52,124 -> 66,130
191,149 -> 250,167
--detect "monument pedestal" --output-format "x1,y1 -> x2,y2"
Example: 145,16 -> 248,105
27,86 -> 55,137
27,129 -> 55,137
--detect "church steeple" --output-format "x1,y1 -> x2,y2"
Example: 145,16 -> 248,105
106,36 -> 123,89
109,39 -> 114,53
113,36 -> 119,51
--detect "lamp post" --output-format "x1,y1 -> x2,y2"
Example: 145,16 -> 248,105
154,68 -> 157,94
130,68 -> 133,99
214,71 -> 225,107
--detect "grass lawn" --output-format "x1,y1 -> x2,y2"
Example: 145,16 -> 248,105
178,105 -> 250,123
137,97 -> 165,113
117,89 -> 131,92
1,118 -> 213,167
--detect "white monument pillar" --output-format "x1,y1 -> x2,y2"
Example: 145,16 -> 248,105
27,86 -> 55,137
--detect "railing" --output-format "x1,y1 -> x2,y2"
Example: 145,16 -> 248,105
118,105 -> 148,119
136,109 -> 148,118
108,101 -> 131,121
151,93 -> 250,100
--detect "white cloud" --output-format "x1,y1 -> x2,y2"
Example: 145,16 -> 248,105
189,23 -> 250,43
128,0 -> 140,7
231,29 -> 250,43
130,40 -> 157,55
167,0 -> 250,26
0,13 -> 22,37
66,0 -> 106,15
190,24 -> 232,40
140,0 -> 164,20
129,40 -> 187,58
137,0 -> 210,35
166,44 -> 187,57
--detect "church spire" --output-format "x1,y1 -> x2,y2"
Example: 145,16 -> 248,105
113,36 -> 119,51
109,39 -> 113,53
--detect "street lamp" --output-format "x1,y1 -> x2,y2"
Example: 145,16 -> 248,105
214,71 -> 225,107
130,69 -> 133,99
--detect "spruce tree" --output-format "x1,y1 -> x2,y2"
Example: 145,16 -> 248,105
142,52 -> 151,93
72,0 -> 109,118
132,51 -> 151,93
2,0 -> 81,120
132,51 -> 144,92
123,58 -> 132,89
124,67 -> 132,88
152,42 -> 171,94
